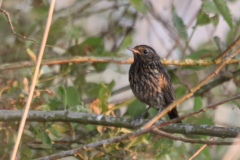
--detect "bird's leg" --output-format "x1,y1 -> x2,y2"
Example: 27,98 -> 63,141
140,106 -> 151,118
131,106 -> 151,128
157,108 -> 163,114
133,106 -> 151,120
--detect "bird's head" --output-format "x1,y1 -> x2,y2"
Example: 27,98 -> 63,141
127,45 -> 160,63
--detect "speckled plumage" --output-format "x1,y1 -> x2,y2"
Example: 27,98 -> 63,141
128,45 -> 181,122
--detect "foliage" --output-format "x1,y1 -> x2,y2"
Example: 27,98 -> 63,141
0,0 -> 240,159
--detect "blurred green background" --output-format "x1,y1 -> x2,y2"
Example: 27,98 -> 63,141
1,0 -> 240,159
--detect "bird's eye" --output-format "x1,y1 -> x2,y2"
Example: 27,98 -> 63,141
143,50 -> 148,54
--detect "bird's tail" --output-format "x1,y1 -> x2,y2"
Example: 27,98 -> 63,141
167,107 -> 182,123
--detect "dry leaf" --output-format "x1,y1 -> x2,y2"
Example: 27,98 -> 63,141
90,99 -> 101,114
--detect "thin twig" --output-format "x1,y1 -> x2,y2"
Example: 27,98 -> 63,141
1,56 -> 240,71
194,69 -> 240,96
166,8 -> 200,58
182,27 -> 196,57
143,48 -> 240,129
0,8 -> 52,47
146,15 -> 168,52
153,130 -> 235,145
215,36 -> 240,62
10,1 -> 56,160
188,138 -> 213,160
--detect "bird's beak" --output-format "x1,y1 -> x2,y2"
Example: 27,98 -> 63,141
127,47 -> 140,54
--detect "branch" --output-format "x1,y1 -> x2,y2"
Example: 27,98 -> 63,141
194,69 -> 240,96
1,56 -> 240,71
0,8 -> 52,47
0,110 -> 239,138
215,36 -> 240,62
188,138 -> 213,160
152,130 -> 237,145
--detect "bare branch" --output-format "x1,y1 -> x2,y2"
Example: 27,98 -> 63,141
188,138 -> 214,160
215,36 -> 240,62
0,8 -> 52,47
153,130 -> 237,145
0,109 -> 239,138
195,69 -> 240,96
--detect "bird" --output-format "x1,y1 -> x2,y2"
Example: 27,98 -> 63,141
128,45 -> 181,123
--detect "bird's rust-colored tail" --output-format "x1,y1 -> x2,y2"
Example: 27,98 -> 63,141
167,107 -> 182,123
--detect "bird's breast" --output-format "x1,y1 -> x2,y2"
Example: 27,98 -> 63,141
129,63 -> 164,107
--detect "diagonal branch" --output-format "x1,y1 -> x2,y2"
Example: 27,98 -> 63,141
194,69 -> 240,96
215,36 -> 240,62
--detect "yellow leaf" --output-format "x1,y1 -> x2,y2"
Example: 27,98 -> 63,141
26,48 -> 36,61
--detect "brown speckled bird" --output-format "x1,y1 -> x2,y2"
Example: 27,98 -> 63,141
128,45 -> 181,123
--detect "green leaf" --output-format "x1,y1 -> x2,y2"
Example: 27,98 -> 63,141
33,125 -> 45,142
92,62 -> 108,72
196,12 -> 211,26
85,83 -> 102,97
188,73 -> 199,86
66,86 -> 79,108
150,137 -> 173,159
52,123 -> 68,133
214,36 -> 226,52
130,0 -> 148,13
148,107 -> 158,118
108,80 -> 115,91
202,1 -> 220,14
194,96 -> 202,110
175,85 -> 187,99
68,37 -> 104,56
48,97 -> 63,110
213,0 -> 232,27
33,125 -> 52,146
125,133 -> 150,149
57,86 -> 67,110
172,7 -> 188,41
98,84 -> 109,112
168,70 -> 180,84
20,147 -> 33,159
47,18 -> 67,44
48,128 -> 61,138
210,15 -> 219,26
226,24 -> 240,45
86,124 -> 95,131
119,36 -> 132,51
43,132 -> 52,146
97,81 -> 115,113
127,99 -> 146,118
186,49 -> 215,60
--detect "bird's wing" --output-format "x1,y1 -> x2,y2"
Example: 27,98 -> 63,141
159,70 -> 175,104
